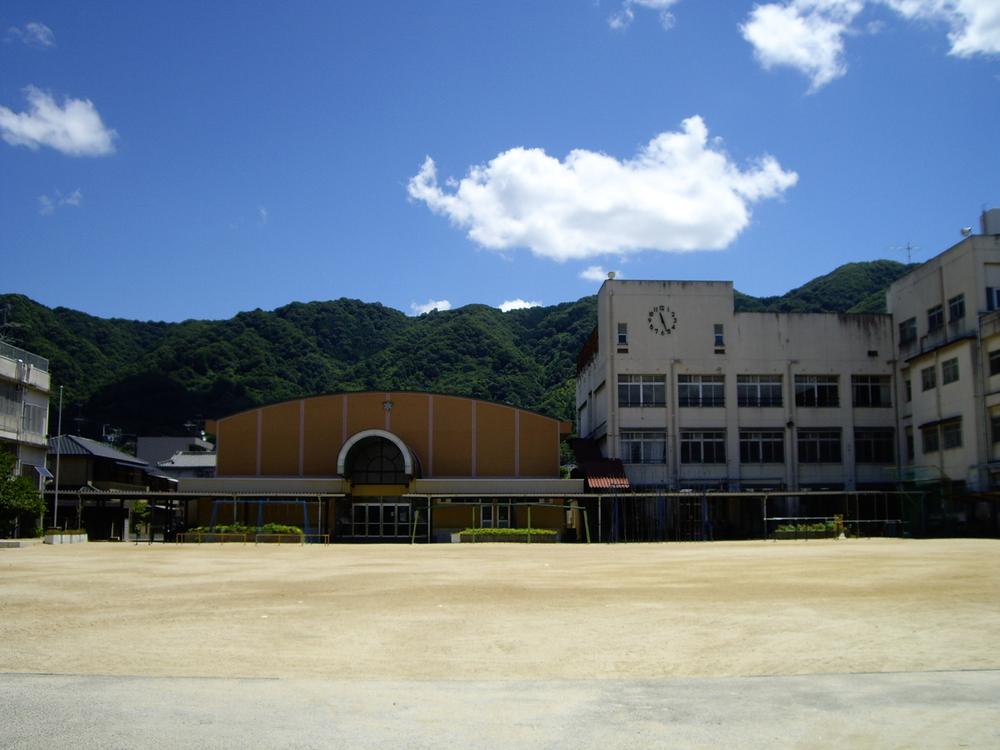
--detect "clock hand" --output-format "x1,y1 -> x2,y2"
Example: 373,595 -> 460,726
659,312 -> 667,328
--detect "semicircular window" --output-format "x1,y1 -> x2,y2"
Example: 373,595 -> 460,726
347,437 -> 407,484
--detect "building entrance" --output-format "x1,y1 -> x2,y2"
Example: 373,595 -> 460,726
345,499 -> 428,540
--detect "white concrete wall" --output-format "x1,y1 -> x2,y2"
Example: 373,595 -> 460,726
577,279 -> 897,490
888,235 -> 1000,490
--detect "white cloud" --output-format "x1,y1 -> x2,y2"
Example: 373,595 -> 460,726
410,299 -> 452,315
579,265 -> 624,282
259,206 -> 269,224
37,188 -> 83,216
885,0 -> 1000,56
742,1 -> 1000,91
499,299 -> 543,312
741,1 -> 863,92
408,116 -> 798,261
6,22 -> 55,48
0,86 -> 117,156
609,0 -> 680,30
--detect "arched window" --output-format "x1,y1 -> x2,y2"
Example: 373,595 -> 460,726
346,436 -> 407,484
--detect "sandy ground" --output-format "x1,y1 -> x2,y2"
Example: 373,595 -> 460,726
2,538 -> 999,680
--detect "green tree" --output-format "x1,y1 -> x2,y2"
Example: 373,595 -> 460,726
0,452 -> 46,537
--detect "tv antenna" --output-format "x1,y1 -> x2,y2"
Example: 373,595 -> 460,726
890,241 -> 921,264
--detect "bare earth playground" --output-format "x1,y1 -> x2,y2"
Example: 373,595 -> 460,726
3,539 -> 1000,748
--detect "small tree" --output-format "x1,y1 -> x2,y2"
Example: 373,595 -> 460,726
0,452 -> 46,537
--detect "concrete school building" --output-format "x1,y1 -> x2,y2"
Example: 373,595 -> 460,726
0,342 -> 50,488
575,209 -> 1000,537
180,391 -> 583,541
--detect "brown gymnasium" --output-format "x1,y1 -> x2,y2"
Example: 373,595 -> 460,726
181,391 -> 585,541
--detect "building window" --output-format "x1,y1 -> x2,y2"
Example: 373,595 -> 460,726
899,318 -> 917,347
21,403 -> 46,435
680,430 -> 726,464
852,375 -> 891,407
992,414 -> 1000,445
905,379 -> 912,402
621,431 -> 667,464
618,374 -> 666,407
927,305 -> 944,332
921,366 -> 936,391
921,425 -> 940,453
480,502 -> 511,529
678,375 -> 725,407
988,287 -> 1000,311
905,426 -> 914,461
941,358 -> 959,385
990,350 -> 1000,377
941,419 -> 962,450
617,323 -> 628,346
948,294 -> 965,322
855,428 -> 895,464
713,324 -> 724,349
739,430 -> 784,463
737,375 -> 782,407
794,375 -> 839,407
797,429 -> 842,463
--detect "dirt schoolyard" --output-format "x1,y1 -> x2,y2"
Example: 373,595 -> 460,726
2,538 -> 998,681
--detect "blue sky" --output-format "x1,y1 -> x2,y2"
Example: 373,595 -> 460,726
1,1 -> 998,322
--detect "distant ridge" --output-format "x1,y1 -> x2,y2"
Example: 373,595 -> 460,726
1,259 -> 913,439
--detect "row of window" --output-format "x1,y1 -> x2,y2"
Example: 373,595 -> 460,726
0,384 -> 46,435
618,374 -> 891,408
620,428 -> 895,465
904,357 -> 961,401
898,293 -> 966,347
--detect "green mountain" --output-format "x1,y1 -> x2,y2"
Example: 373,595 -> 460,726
0,259 -> 912,438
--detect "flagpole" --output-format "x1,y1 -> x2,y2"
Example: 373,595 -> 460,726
53,385 -> 63,529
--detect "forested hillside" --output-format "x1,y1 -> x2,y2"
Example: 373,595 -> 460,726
0,259 -> 912,439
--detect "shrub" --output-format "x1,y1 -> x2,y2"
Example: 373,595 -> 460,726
187,523 -> 303,535
459,527 -> 557,536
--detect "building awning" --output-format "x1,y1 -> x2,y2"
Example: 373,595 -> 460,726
27,465 -> 53,479
576,460 -> 631,491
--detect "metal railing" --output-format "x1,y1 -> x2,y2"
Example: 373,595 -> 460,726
0,342 -> 49,372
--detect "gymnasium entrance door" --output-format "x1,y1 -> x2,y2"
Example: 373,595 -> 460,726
348,500 -> 426,540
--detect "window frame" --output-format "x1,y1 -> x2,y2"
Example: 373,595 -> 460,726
739,430 -> 784,464
948,294 -> 965,322
927,304 -> 944,332
941,358 -> 959,385
680,430 -> 727,464
620,430 -> 667,465
898,317 -> 917,347
678,374 -> 725,408
794,375 -> 839,408
797,429 -> 842,463
854,427 -> 895,464
990,350 -> 1000,377
921,366 -> 936,392
737,375 -> 783,408
941,419 -> 962,450
617,374 -> 666,407
852,375 -> 891,408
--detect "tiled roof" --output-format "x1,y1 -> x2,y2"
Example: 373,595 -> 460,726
575,459 -> 631,491
48,435 -> 149,467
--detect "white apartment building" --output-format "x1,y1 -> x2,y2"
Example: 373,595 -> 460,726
0,342 -> 51,484
889,209 -> 1000,493
576,279 -> 897,492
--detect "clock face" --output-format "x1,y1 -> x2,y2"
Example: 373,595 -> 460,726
648,304 -> 678,336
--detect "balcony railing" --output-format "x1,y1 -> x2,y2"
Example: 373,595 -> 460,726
0,342 -> 49,372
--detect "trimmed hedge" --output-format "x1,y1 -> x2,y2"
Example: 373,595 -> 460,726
459,527 -> 557,537
187,523 -> 303,535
